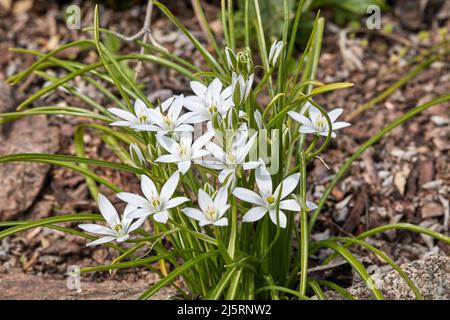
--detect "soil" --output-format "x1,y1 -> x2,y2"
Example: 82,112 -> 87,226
0,0 -> 449,299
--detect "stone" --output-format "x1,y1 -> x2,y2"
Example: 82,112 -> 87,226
421,203 -> 445,219
0,115 -> 60,220
322,255 -> 450,300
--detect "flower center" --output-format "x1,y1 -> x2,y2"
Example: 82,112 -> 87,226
315,114 -> 327,129
163,114 -> 172,126
114,224 -> 123,232
151,197 -> 161,209
266,195 -> 275,204
138,114 -> 148,123
179,141 -> 190,158
205,205 -> 217,220
208,103 -> 218,114
226,152 -> 236,164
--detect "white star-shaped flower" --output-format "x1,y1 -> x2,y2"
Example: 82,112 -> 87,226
202,129 -> 259,185
132,95 -> 195,135
182,187 -> 229,227
78,194 -> 146,246
183,78 -> 234,124
117,171 -> 189,223
232,164 -> 300,228
108,99 -> 152,128
155,132 -> 213,174
288,102 -> 350,138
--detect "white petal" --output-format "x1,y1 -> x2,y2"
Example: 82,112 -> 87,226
274,173 -> 300,200
134,99 -> 149,115
242,206 -> 268,222
165,196 -> 189,209
332,121 -> 351,130
256,164 -> 273,197
155,154 -> 180,163
153,210 -> 169,223
307,104 -> 320,121
206,142 -> 226,162
110,120 -> 133,127
184,112 -> 210,123
117,192 -> 151,209
178,160 -> 191,174
241,161 -> 260,170
236,132 -> 257,164
198,189 -> 214,213
183,96 -> 207,113
174,124 -> 194,132
327,108 -> 343,122
319,130 -> 336,138
268,209 -> 287,228
307,201 -> 318,211
218,168 -> 233,184
141,175 -> 158,201
160,171 -> 180,202
146,108 -> 165,127
97,194 -> 119,224
214,187 -> 228,209
160,96 -> 175,112
299,126 -> 317,134
123,203 -> 138,217
199,159 -> 226,170
209,78 -> 223,96
233,188 -> 265,206
191,149 -> 210,160
192,131 -> 214,151
127,208 -> 153,219
279,199 -> 301,211
217,204 -> 230,218
86,236 -> 116,247
132,124 -> 160,131
127,217 -> 146,233
190,81 -> 207,97
288,111 -> 313,127
168,97 -> 183,121
108,108 -> 137,123
221,85 -> 232,100
78,224 -> 115,236
214,217 -> 228,226
269,40 -> 277,63
116,235 -> 130,243
182,208 -> 205,221
156,135 -> 178,153
199,219 -> 213,227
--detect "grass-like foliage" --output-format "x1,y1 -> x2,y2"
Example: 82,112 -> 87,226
1,0 -> 449,300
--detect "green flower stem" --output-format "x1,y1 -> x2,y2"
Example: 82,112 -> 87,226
298,153 -> 308,296
214,227 -> 232,265
227,196 -> 238,260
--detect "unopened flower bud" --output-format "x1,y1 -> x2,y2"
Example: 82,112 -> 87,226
231,72 -> 254,106
130,143 -> 145,167
236,49 -> 254,77
225,47 -> 237,71
269,40 -> 284,67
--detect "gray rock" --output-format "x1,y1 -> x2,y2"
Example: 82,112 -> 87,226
323,255 -> 450,300
0,115 -> 59,221
421,203 -> 444,219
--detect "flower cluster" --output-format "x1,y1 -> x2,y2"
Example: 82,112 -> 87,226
79,44 -> 350,246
